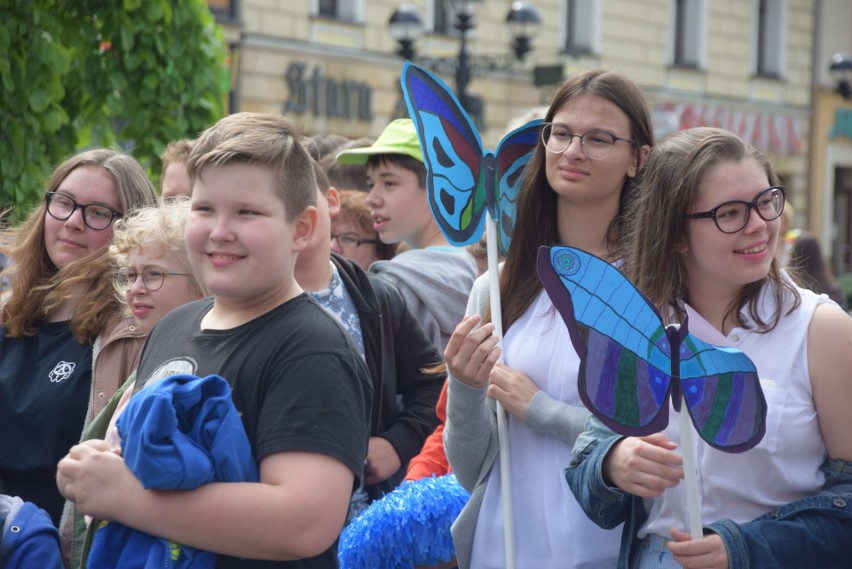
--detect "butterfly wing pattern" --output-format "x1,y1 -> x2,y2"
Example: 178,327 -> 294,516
676,329 -> 767,452
537,246 -> 767,453
401,61 -> 487,246
493,120 -> 542,254
401,61 -> 540,250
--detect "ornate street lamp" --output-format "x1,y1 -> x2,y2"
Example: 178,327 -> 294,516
388,1 -> 541,119
388,4 -> 424,61
830,53 -> 852,100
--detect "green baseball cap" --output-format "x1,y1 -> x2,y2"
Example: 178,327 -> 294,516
335,119 -> 424,164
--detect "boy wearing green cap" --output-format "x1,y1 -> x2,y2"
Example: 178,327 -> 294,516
336,119 -> 476,353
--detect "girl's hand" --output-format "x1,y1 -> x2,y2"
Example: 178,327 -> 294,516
668,528 -> 729,569
444,315 -> 501,389
603,433 -> 683,497
487,364 -> 539,421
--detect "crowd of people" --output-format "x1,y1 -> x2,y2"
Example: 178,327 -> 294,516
0,65 -> 850,569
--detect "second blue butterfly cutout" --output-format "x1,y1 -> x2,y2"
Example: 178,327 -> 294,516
536,245 -> 767,453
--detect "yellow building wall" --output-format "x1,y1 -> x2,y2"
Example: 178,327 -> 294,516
229,0 -> 815,216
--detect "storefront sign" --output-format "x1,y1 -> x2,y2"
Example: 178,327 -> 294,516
284,62 -> 373,121
653,101 -> 803,155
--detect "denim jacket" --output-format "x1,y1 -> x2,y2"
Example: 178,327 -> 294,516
564,417 -> 852,569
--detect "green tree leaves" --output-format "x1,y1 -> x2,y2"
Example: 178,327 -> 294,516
1,0 -> 227,219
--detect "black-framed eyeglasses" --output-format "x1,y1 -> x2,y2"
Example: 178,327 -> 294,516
116,267 -> 190,291
541,122 -> 636,160
45,192 -> 122,231
684,186 -> 786,234
331,232 -> 378,248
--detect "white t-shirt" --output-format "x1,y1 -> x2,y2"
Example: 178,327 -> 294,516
471,288 -> 622,569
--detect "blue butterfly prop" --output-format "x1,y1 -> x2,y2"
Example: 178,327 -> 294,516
400,61 -> 541,253
536,246 -> 767,453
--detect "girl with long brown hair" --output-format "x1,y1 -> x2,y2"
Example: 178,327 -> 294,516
0,149 -> 157,524
443,69 -> 654,569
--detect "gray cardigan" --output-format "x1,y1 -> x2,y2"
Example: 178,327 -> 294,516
443,272 -> 590,569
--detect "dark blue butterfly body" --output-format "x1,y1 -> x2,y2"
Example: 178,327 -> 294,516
401,61 -> 541,253
537,245 -> 767,453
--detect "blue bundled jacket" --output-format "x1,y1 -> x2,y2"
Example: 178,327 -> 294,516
87,374 -> 259,569
0,494 -> 63,569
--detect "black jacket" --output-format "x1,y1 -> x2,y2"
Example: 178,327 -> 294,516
331,254 -> 443,500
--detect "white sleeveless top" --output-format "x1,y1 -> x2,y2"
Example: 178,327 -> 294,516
471,289 -> 622,569
639,284 -> 829,539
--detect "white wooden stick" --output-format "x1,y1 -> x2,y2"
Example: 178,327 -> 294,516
485,216 -> 516,569
676,395 -> 703,540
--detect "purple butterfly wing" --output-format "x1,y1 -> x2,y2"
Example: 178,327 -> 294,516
536,245 -> 673,436
677,327 -> 767,452
537,245 -> 767,452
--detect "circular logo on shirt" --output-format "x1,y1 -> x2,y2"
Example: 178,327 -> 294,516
141,357 -> 197,389
48,361 -> 76,383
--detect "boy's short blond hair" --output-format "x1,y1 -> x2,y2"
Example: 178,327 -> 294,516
161,139 -> 194,176
188,113 -> 317,221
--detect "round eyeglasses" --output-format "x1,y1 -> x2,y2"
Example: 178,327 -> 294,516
684,186 -> 786,234
331,232 -> 378,248
116,267 -> 190,291
45,192 -> 122,231
541,122 -> 636,160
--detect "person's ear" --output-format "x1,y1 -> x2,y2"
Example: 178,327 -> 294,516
628,144 -> 652,178
292,206 -> 318,253
326,187 -> 340,217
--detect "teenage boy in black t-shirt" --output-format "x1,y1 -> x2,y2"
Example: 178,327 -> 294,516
58,113 -> 372,569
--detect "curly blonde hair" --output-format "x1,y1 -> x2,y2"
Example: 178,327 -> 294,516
109,199 -> 208,307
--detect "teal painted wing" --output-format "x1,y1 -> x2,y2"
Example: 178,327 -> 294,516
401,61 -> 486,246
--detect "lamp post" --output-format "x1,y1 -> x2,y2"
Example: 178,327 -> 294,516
388,1 -> 541,123
830,53 -> 852,100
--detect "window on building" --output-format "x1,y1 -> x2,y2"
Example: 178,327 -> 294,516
433,0 -> 452,34
314,0 -> 362,22
672,0 -> 706,69
318,0 -> 336,17
207,0 -> 238,22
431,0 -> 463,35
563,0 -> 597,55
755,0 -> 787,78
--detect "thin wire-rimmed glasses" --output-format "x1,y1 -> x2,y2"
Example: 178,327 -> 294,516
540,122 -> 636,160
116,267 -> 190,291
331,232 -> 378,248
684,186 -> 786,234
45,192 -> 122,231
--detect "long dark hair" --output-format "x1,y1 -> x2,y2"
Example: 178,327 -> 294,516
499,69 -> 655,330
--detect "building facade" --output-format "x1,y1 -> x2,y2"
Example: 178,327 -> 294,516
214,0 -> 819,260
810,0 -> 852,277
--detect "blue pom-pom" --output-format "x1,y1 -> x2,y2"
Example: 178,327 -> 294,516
338,474 -> 469,569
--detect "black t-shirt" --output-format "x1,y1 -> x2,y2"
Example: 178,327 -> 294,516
0,320 -> 92,524
134,295 -> 372,569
